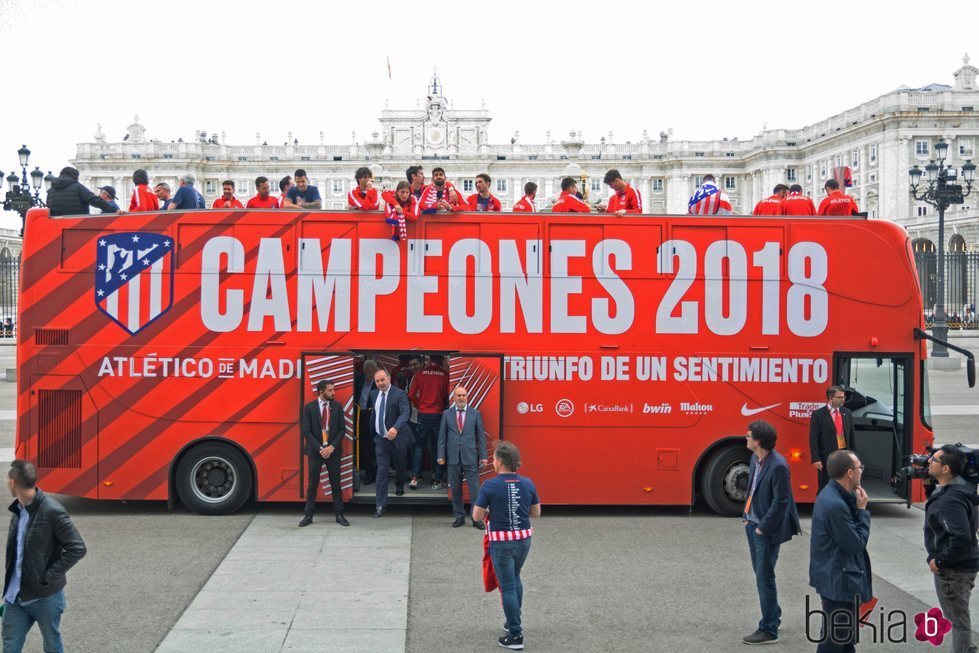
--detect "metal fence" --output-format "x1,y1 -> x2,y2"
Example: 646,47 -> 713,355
0,256 -> 17,338
914,252 -> 979,330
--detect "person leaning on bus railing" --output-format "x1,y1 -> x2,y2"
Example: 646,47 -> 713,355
817,179 -> 860,216
419,167 -> 465,213
45,167 -> 124,217
211,180 -> 244,209
283,169 -> 322,210
406,165 -> 425,201
348,167 -> 379,211
2,459 -> 87,653
278,175 -> 293,208
741,420 -> 801,646
512,182 -> 538,213
167,174 -> 206,210
466,173 -> 502,212
551,177 -> 591,213
600,169 -> 643,216
246,176 -> 280,209
129,169 -> 159,212
472,441 -> 540,651
809,386 -> 854,492
154,182 -> 172,210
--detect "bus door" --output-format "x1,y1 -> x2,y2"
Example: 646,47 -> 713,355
834,353 -> 912,504
449,354 -> 504,492
299,352 -> 357,503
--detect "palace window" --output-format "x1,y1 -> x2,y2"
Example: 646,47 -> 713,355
652,179 -> 664,192
916,140 -> 929,156
463,179 -> 474,193
787,168 -> 797,182
496,179 -> 508,193
332,180 -> 343,195
724,176 -> 736,190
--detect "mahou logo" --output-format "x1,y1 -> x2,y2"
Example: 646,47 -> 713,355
914,607 -> 951,646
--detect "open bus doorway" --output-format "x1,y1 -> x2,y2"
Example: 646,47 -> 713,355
834,354 -> 913,505
346,351 -> 503,506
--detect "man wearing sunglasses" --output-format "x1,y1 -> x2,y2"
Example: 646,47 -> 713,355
924,446 -> 979,653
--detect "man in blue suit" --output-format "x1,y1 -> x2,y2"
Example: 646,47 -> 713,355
369,369 -> 414,518
809,449 -> 872,653
742,420 -> 802,645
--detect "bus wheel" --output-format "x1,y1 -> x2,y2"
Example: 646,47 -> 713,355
175,443 -> 253,515
701,445 -> 750,516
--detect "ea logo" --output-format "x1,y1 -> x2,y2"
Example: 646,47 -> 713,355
516,402 -> 530,414
555,399 -> 575,418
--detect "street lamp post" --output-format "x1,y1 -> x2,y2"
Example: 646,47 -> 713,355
2,144 -> 52,236
909,137 -> 976,356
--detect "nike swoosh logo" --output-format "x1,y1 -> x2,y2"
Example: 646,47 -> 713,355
741,402 -> 782,416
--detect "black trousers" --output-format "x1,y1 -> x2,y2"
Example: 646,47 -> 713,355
304,452 -> 344,517
357,408 -> 377,481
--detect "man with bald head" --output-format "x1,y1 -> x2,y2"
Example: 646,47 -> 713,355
438,386 -> 488,529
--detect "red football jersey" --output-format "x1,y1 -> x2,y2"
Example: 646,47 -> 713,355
782,192 -> 817,216
129,184 -> 160,212
246,194 -> 280,209
466,193 -> 502,212
347,187 -> 379,210
512,196 -> 537,212
212,197 -> 244,209
606,184 -> 643,214
552,192 -> 591,213
752,196 -> 786,216
817,191 -> 859,216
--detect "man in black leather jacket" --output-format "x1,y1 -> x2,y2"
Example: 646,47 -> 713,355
2,459 -> 86,653
45,166 -> 121,217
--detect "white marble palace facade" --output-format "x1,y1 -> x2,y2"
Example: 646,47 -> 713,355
72,58 -> 979,253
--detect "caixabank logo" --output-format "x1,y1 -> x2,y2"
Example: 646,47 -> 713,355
95,233 -> 174,335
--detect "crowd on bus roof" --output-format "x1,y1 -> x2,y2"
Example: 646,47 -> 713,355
44,164 -> 862,225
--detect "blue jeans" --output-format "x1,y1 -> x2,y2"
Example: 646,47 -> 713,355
2,590 -> 66,653
490,538 -> 532,637
411,413 -> 443,481
745,522 -> 781,635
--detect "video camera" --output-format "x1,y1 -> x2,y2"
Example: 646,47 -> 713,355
900,443 -> 979,485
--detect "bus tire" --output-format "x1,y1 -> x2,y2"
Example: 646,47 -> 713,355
700,445 -> 751,517
175,442 -> 253,515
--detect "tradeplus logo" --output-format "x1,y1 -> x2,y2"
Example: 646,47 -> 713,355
914,607 -> 951,646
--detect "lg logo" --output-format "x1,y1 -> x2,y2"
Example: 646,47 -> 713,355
516,402 -> 544,414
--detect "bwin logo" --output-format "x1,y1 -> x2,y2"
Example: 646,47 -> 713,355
643,403 -> 672,414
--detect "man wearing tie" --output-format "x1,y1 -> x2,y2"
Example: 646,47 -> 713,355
438,386 -> 488,530
299,380 -> 348,527
370,369 -> 413,517
809,386 -> 855,491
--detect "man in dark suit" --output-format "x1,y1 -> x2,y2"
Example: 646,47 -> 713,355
438,386 -> 488,530
809,386 -> 855,491
299,380 -> 348,527
369,369 -> 414,518
741,420 -> 801,646
809,449 -> 872,653
354,359 -> 378,484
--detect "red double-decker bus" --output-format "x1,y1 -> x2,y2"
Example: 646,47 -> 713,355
15,207 -> 974,515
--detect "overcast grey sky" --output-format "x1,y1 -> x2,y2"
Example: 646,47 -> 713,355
0,0 -> 976,228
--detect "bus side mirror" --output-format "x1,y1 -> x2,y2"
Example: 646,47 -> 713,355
968,357 -> 976,388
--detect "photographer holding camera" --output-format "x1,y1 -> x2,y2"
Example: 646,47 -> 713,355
925,445 -> 979,653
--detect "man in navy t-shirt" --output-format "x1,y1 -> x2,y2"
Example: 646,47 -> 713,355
283,168 -> 322,209
168,174 -> 206,210
473,441 -> 541,651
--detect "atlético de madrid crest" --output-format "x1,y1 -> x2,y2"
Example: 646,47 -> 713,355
95,232 -> 173,335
